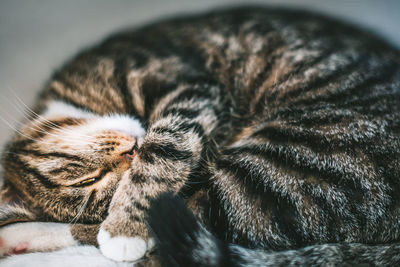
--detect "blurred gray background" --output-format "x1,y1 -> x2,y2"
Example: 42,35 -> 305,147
0,0 -> 399,152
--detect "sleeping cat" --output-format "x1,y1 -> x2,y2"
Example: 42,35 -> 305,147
1,7 -> 400,266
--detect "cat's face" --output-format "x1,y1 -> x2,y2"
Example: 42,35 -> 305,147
1,101 -> 145,223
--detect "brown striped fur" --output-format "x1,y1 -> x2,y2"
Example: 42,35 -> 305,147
1,7 -> 400,265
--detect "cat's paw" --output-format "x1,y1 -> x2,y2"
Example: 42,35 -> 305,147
0,223 -> 34,257
0,238 -> 29,257
0,222 -> 77,257
97,228 -> 153,262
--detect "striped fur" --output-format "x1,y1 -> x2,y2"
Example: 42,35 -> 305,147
1,7 -> 400,265
148,194 -> 400,266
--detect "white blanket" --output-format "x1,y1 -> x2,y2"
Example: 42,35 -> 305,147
0,246 -> 136,267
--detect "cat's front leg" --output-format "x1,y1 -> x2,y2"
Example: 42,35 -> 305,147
0,205 -> 96,256
97,83 -> 222,262
0,222 -> 99,257
97,134 -> 196,262
96,174 -> 154,262
0,222 -> 78,257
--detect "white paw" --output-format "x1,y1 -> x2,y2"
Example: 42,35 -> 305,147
147,237 -> 156,251
97,229 -> 148,262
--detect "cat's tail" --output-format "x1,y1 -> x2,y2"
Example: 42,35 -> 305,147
147,193 -> 400,267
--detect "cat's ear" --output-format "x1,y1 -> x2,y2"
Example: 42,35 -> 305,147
0,182 -> 37,227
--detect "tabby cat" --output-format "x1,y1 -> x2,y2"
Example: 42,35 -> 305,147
1,7 -> 400,266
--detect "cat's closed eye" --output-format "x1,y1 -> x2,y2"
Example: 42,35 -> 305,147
70,142 -> 138,188
70,169 -> 110,187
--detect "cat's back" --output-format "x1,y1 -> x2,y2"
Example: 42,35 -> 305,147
45,7 -> 400,119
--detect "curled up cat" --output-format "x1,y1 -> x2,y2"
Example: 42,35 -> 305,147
1,7 -> 400,266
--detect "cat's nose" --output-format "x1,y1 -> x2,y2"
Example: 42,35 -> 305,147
120,143 -> 137,161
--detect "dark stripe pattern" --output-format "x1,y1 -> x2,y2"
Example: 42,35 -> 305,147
1,7 -> 400,265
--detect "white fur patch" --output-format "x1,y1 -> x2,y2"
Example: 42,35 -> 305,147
42,100 -> 146,139
147,238 -> 155,251
0,222 -> 78,257
84,115 -> 145,138
97,229 -> 147,262
43,100 -> 96,119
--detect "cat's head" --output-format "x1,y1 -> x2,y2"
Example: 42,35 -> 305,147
1,100 -> 145,224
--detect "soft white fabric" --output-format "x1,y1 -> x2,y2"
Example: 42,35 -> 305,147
0,245 -> 138,267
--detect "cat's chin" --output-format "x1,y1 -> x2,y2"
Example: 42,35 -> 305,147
97,228 -> 152,262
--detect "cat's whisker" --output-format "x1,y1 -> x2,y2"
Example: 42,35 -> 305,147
11,98 -> 72,133
69,193 -> 91,225
0,115 -> 53,145
50,127 -> 98,142
12,95 -> 96,140
0,120 -> 81,148
33,128 -> 96,144
13,94 -> 54,122
69,194 -> 90,224
2,109 -> 97,146
11,98 -> 57,126
10,97 -> 37,121
11,99 -> 97,141
4,108 -> 65,138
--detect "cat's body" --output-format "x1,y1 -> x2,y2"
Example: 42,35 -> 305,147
1,7 -> 400,265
